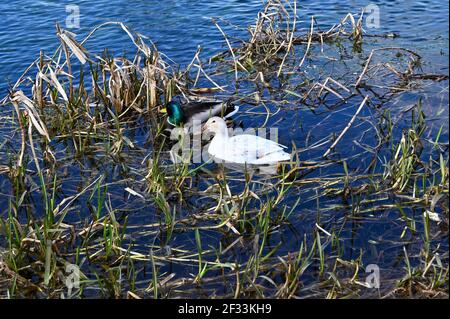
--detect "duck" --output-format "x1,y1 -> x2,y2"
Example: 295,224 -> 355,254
203,117 -> 291,165
164,98 -> 239,128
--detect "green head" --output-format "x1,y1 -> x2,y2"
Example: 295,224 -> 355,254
167,101 -> 185,126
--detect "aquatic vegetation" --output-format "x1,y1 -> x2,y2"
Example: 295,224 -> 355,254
0,0 -> 448,299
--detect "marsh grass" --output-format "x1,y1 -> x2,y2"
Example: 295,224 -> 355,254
0,0 -> 448,299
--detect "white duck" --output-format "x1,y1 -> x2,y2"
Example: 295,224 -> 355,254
203,117 -> 290,165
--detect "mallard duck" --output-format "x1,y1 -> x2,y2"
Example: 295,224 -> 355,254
203,117 -> 290,165
164,99 -> 239,128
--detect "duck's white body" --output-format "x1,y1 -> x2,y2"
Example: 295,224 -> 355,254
204,117 -> 290,165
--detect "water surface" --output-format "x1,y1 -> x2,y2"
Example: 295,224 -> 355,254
0,0 -> 448,298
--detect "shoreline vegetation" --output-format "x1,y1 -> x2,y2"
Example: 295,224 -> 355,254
0,0 -> 448,299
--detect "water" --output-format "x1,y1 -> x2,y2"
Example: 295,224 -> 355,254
0,1 -> 448,298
